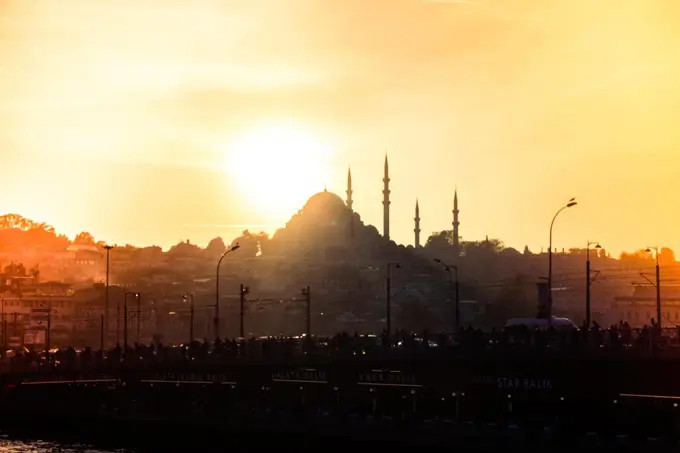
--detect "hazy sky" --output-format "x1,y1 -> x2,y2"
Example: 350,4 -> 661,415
1,0 -> 680,254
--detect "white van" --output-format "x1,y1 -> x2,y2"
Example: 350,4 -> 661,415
505,317 -> 577,330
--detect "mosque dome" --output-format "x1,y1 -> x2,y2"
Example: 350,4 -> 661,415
302,189 -> 347,215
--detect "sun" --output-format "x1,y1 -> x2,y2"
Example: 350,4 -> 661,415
221,123 -> 333,222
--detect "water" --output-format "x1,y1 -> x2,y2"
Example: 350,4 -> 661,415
0,431 -> 131,453
0,438 -> 118,452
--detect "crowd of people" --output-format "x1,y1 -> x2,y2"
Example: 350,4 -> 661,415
2,321 -> 680,373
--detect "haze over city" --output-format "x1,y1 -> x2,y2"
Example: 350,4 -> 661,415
4,3 -> 680,450
1,0 -> 679,254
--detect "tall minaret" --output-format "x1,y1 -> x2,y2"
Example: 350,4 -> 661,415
452,189 -> 460,255
414,199 -> 421,248
347,167 -> 355,238
346,167 -> 353,211
382,154 -> 390,240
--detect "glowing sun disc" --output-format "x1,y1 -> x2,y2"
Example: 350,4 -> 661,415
221,123 -> 332,221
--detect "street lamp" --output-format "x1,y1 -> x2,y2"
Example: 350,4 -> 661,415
644,247 -> 661,329
215,244 -> 240,340
385,262 -> 400,344
548,198 -> 577,323
434,258 -> 460,333
182,293 -> 195,344
585,241 -> 601,328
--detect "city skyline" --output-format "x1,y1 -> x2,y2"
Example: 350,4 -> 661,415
1,1 -> 679,254
0,158 -> 675,257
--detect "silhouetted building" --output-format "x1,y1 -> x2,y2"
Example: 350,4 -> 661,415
612,285 -> 680,327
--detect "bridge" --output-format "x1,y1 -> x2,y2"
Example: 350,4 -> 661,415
3,357 -> 680,444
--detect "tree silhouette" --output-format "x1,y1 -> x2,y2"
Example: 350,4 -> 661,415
0,215 -> 68,251
4,263 -> 27,277
254,232 -> 270,256
230,230 -> 271,258
167,240 -> 201,259
0,214 -> 34,230
620,249 -> 654,268
206,237 -> 227,257
659,247 -> 676,265
231,230 -> 258,258
425,230 -> 454,247
73,231 -> 95,245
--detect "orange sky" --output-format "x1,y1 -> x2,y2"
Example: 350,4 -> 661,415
1,0 -> 680,255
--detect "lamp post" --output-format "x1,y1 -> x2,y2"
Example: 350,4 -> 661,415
215,244 -> 240,340
434,259 -> 460,333
585,241 -> 601,329
103,245 -> 114,346
385,262 -> 400,345
548,198 -> 577,324
645,247 -> 661,329
182,293 -> 195,344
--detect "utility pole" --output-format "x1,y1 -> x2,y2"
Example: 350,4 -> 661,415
239,284 -> 249,338
585,251 -> 590,327
100,314 -> 104,350
643,247 -> 662,329
454,266 -> 460,332
182,294 -> 195,344
386,270 -> 391,342
124,302 -> 128,351
1,298 -> 3,350
123,292 -> 138,351
656,259 -> 661,329
301,286 -> 311,338
103,245 -> 114,346
12,312 -> 17,346
385,263 -> 400,345
136,293 -> 141,344
46,297 -> 52,352
585,241 -> 601,329
190,298 -> 194,343
116,300 -> 120,345
434,259 -> 460,333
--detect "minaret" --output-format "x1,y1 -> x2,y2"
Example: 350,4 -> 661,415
347,167 -> 355,238
346,167 -> 353,210
382,154 -> 390,240
452,189 -> 460,255
414,199 -> 421,248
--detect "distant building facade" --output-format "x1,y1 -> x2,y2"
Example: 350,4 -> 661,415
611,285 -> 680,327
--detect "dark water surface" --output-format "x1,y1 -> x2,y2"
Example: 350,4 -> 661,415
0,429 -> 374,453
0,436 -> 121,452
0,432 -> 130,452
